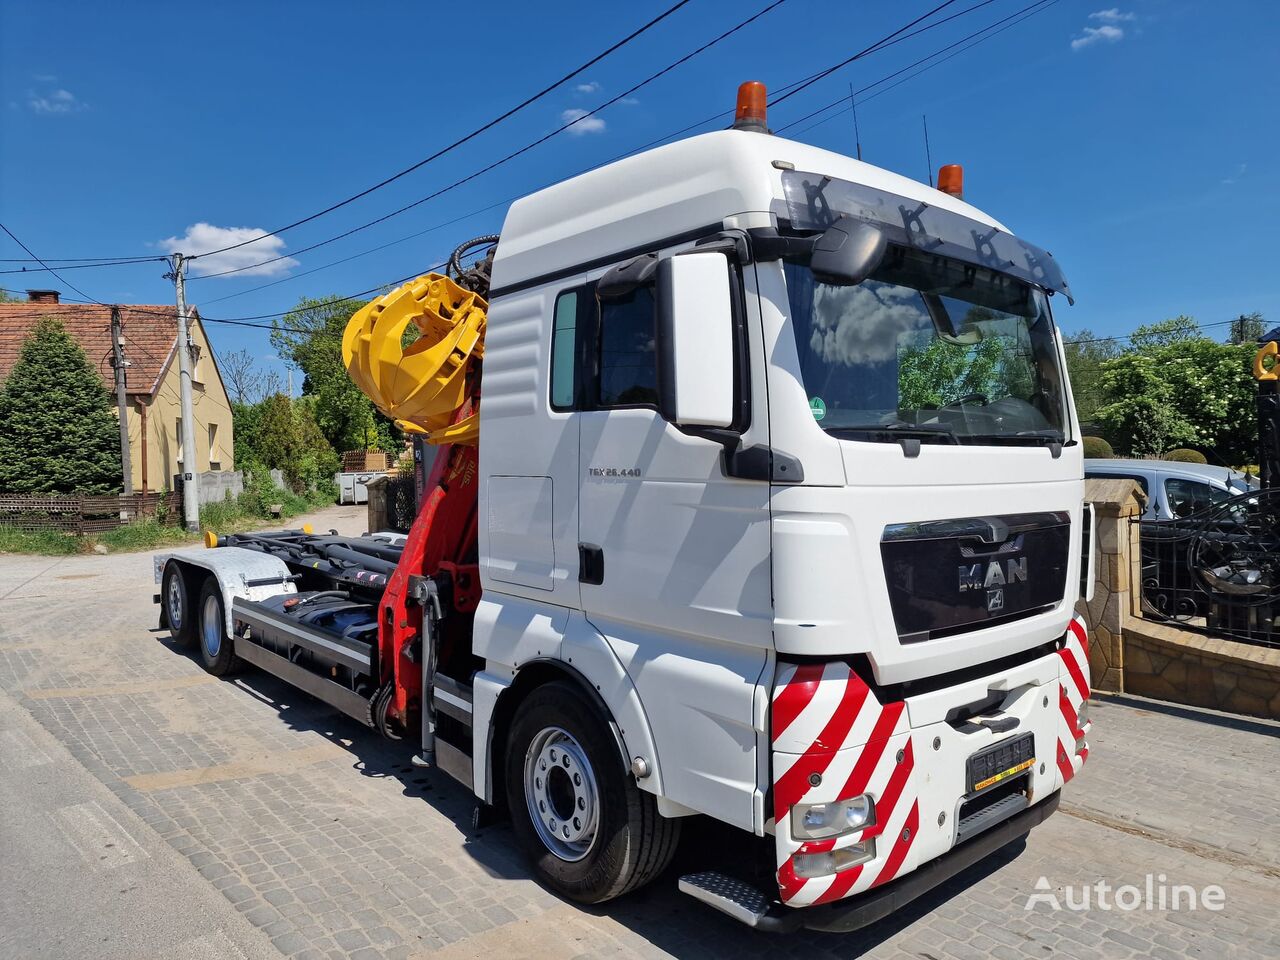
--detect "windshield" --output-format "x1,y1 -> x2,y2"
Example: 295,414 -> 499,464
784,244 -> 1067,445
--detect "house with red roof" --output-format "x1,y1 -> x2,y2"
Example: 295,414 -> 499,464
0,289 -> 235,492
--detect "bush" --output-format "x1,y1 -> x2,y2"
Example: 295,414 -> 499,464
1082,436 -> 1114,459
1164,448 -> 1208,464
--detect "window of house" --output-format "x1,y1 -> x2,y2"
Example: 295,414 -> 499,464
208,423 -> 221,471
598,287 -> 658,408
550,290 -> 578,410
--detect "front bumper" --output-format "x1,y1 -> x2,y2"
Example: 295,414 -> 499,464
762,791 -> 1059,933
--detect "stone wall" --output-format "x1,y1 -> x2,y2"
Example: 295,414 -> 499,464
1124,618 -> 1280,719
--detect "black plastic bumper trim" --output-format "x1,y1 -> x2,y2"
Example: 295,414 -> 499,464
758,791 -> 1060,933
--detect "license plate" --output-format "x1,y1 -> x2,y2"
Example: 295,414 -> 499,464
967,732 -> 1035,793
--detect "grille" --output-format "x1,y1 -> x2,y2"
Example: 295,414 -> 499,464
881,512 -> 1070,643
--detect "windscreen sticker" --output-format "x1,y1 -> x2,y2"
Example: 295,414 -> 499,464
809,397 -> 826,421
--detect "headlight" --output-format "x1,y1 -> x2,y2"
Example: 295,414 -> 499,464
793,839 -> 876,878
1076,699 -> 1090,728
791,795 -> 875,840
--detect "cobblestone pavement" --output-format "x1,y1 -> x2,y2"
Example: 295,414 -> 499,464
1,504 -> 1277,959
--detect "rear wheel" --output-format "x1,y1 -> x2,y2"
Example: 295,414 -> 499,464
196,579 -> 240,677
504,681 -> 680,903
162,562 -> 195,647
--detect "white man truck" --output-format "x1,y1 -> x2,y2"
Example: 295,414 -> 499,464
153,82 -> 1093,932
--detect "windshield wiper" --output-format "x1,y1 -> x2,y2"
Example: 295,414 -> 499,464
825,422 -> 961,445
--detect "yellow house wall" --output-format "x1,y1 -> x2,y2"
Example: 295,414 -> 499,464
118,318 -> 235,492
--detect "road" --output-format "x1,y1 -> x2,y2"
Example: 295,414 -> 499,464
1,503 -> 1277,960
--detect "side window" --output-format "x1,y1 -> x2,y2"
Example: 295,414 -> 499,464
598,287 -> 658,408
550,290 -> 578,410
1165,477 -> 1229,519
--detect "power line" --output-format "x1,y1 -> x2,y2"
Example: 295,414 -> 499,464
778,0 -> 1062,137
187,0 -> 1002,286
0,256 -> 167,276
189,0 -> 791,281
0,222 -> 101,303
188,0 -> 697,263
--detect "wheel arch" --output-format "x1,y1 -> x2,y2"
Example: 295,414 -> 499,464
483,659 -> 631,815
153,547 -> 296,635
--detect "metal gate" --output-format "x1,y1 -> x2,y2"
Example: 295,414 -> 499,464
1137,487 -> 1280,649
386,474 -> 419,533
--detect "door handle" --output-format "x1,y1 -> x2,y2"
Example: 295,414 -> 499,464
578,543 -> 604,585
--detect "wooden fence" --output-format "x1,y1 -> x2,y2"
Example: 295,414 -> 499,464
0,491 -> 183,534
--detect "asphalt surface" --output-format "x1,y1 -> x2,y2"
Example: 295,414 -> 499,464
1,503 -> 1278,959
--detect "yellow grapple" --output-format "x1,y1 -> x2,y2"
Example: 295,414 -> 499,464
342,273 -> 486,445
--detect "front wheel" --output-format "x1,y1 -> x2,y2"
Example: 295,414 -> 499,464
504,682 -> 680,903
196,579 -> 240,677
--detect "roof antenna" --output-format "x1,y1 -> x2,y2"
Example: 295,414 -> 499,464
922,114 -> 934,187
849,83 -> 863,161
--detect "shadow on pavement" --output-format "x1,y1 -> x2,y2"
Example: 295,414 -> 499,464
151,628 -> 1032,957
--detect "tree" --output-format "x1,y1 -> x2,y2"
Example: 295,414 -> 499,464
270,296 -> 401,454
0,289 -> 21,303
1227,311 -> 1266,345
220,348 -> 282,404
0,317 -> 122,493
1095,336 -> 1256,462
897,337 -> 1005,410
1128,315 -> 1200,352
1061,328 -> 1121,423
243,393 -> 339,492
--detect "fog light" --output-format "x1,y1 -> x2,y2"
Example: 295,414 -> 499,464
792,795 -> 875,840
793,839 -> 876,879
1077,699 -> 1090,729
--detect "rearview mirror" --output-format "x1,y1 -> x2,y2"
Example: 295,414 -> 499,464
656,252 -> 735,429
809,216 -> 887,286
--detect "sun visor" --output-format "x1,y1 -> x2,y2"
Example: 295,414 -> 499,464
781,170 -> 1073,303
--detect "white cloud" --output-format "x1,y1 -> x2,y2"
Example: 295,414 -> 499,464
619,97 -> 641,106
1089,8 -> 1135,23
28,85 -> 86,115
1072,8 -> 1135,49
1221,163 -> 1247,186
1071,23 -> 1125,50
157,223 -> 300,277
574,81 -> 601,94
561,108 -> 606,135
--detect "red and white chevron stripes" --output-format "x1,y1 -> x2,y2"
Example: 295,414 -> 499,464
771,660 -> 915,907
1056,613 -> 1091,784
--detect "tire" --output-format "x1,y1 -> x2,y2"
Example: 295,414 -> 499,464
162,562 -> 195,648
196,578 -> 240,677
504,681 -> 680,904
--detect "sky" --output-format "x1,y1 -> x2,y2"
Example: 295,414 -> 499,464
2,0 -> 1278,380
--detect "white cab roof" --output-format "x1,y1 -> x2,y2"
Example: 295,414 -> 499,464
490,129 -> 1009,291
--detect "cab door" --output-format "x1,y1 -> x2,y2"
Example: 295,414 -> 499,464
572,254 -> 773,830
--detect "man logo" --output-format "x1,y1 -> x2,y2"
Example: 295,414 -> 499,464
988,589 -> 1005,612
959,558 -> 1028,593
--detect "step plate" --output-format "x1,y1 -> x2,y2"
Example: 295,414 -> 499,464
678,872 -> 773,928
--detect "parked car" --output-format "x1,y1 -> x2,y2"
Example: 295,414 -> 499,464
1085,458 -> 1257,520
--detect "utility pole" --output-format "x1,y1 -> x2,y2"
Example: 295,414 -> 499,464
167,254 -> 200,532
109,306 -> 133,495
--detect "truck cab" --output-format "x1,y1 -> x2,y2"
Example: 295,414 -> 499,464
474,127 -> 1090,922
155,99 -> 1091,933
